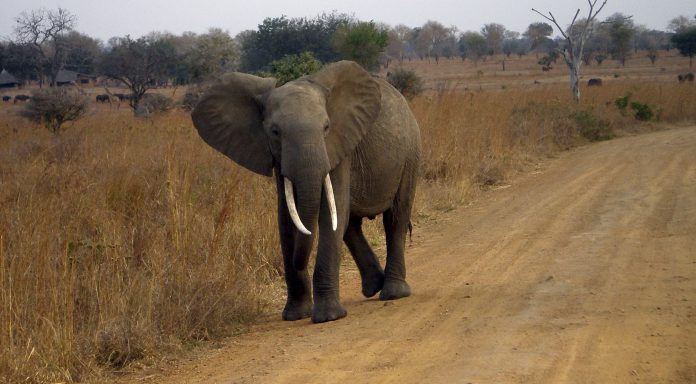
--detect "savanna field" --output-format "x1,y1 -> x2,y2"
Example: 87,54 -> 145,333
1,52 -> 696,382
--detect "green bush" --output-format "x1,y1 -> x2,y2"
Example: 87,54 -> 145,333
630,102 -> 654,121
270,51 -> 323,85
614,93 -> 631,115
572,110 -> 613,141
387,68 -> 424,100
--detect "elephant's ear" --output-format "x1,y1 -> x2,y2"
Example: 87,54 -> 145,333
191,73 -> 277,177
309,61 -> 381,168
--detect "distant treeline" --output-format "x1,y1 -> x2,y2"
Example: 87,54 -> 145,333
1,9 -> 695,87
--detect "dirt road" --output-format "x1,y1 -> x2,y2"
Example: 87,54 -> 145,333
148,127 -> 696,383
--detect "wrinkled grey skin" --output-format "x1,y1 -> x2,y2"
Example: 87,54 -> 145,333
192,61 -> 421,323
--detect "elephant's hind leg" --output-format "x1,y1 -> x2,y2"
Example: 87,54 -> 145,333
343,217 -> 385,297
380,166 -> 417,301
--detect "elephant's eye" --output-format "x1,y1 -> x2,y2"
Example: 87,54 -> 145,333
323,123 -> 330,134
270,126 -> 280,136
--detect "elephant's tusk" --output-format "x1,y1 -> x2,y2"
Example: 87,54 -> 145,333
324,174 -> 338,231
284,177 -> 311,235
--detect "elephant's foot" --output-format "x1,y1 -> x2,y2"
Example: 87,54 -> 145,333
311,297 -> 347,323
361,270 -> 385,298
379,278 -> 411,300
282,300 -> 313,321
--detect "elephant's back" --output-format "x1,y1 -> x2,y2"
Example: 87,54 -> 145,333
348,78 -> 421,217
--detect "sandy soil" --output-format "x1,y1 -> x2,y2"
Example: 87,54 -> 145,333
142,127 -> 696,384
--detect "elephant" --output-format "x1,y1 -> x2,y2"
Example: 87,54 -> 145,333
191,61 -> 421,323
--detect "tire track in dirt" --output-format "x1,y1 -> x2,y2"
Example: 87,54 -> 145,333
143,127 -> 696,384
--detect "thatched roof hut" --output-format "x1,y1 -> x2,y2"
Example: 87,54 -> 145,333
0,69 -> 19,88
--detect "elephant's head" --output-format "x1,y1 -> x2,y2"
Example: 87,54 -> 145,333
191,61 -> 381,238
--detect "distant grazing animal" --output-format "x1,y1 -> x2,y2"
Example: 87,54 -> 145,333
588,78 -> 603,86
541,66 -> 552,72
96,94 -> 110,103
14,94 -> 30,103
115,93 -> 133,101
2,96 -> 10,102
678,73 -> 694,82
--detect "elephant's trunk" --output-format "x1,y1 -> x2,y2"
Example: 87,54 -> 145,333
284,174 -> 337,235
287,173 -> 321,270
281,141 -> 337,270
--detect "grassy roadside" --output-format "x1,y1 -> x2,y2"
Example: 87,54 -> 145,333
1,80 -> 695,383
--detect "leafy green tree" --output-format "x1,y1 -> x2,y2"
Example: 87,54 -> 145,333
270,51 -> 323,85
98,36 -> 176,111
332,21 -> 389,70
605,13 -> 635,66
524,22 -> 553,55
481,23 -> 507,55
240,13 -> 351,71
672,27 -> 696,67
1,42 -> 42,82
186,28 -> 239,82
62,31 -> 102,74
459,31 -> 487,64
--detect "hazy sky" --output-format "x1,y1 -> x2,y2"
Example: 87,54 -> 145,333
0,0 -> 693,42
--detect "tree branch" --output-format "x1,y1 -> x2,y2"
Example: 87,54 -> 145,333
532,8 -> 570,40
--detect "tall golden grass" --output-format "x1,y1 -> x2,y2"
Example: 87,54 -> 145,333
1,80 -> 695,382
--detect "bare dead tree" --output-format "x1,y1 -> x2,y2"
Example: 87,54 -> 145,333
13,8 -> 77,87
533,0 -> 607,102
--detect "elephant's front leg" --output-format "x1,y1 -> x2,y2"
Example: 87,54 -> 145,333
276,173 -> 313,321
312,164 -> 351,323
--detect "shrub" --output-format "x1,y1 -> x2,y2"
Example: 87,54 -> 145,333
269,51 -> 323,86
630,102 -> 654,121
614,93 -> 631,115
20,87 -> 88,135
135,93 -> 173,117
572,110 -> 613,141
387,68 -> 424,100
181,84 -> 207,111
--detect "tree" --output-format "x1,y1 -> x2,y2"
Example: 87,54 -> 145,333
332,21 -> 388,70
270,51 -> 323,85
98,36 -> 176,111
672,27 -> 696,67
414,21 -> 456,63
524,22 -> 554,55
13,7 -> 77,86
20,87 -> 88,135
240,13 -> 351,71
62,31 -> 102,74
386,24 -> 414,62
667,15 -> 696,33
186,28 -> 239,82
502,31 -> 522,57
1,42 -> 42,83
481,23 -> 507,55
605,13 -> 635,66
533,0 -> 608,102
459,31 -> 488,64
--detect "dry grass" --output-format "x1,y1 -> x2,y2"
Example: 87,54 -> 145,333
1,66 -> 695,382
